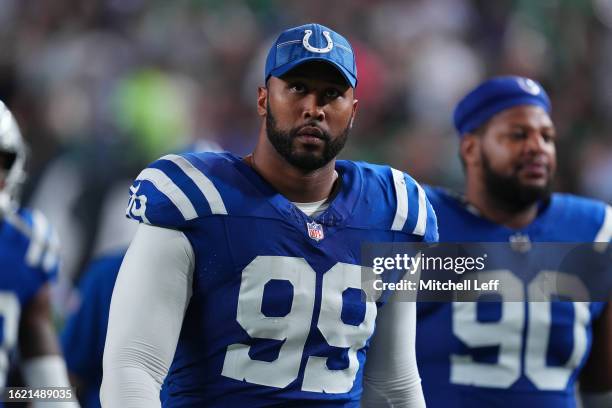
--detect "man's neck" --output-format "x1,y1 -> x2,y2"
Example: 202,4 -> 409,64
465,183 -> 539,230
245,143 -> 338,203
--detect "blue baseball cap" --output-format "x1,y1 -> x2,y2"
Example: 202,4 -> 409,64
453,76 -> 551,136
265,23 -> 357,88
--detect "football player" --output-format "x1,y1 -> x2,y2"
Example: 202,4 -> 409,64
101,23 -> 437,407
416,76 -> 612,407
61,252 -> 123,408
0,100 -> 78,407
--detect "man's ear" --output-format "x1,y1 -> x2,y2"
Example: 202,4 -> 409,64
350,98 -> 358,128
461,133 -> 481,168
257,86 -> 267,117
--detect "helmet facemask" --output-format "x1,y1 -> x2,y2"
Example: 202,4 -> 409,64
0,102 -> 27,217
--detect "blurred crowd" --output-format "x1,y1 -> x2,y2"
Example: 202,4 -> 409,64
0,0 -> 611,287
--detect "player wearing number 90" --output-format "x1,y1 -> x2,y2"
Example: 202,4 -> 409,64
416,77 -> 612,407
0,100 -> 78,407
101,23 -> 437,408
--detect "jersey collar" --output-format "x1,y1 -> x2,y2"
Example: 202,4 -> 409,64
227,153 -> 362,228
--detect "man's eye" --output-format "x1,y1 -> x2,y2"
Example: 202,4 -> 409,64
325,88 -> 340,99
290,83 -> 306,93
510,130 -> 527,140
542,133 -> 556,143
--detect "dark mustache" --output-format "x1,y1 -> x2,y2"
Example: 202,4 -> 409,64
292,124 -> 330,141
516,159 -> 548,170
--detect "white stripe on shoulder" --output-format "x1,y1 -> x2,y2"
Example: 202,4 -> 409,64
42,227 -> 60,273
4,210 -> 30,237
161,154 -> 227,215
412,182 -> 427,236
136,168 -> 198,220
595,205 -> 612,242
26,210 -> 50,268
390,168 -> 408,231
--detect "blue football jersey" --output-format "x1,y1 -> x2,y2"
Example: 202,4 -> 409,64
125,152 -> 438,407
61,251 -> 124,408
0,208 -> 59,401
416,186 -> 612,408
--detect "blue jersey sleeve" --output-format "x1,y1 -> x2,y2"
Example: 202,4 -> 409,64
2,209 -> 60,305
348,162 -> 438,242
547,194 -> 612,243
61,252 -> 124,408
61,253 -> 122,378
422,195 -> 439,243
390,169 -> 438,242
20,209 -> 60,280
126,153 -> 228,228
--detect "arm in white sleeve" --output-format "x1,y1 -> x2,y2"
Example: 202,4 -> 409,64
101,224 -> 194,408
361,300 -> 426,408
22,356 -> 80,408
18,281 -> 79,408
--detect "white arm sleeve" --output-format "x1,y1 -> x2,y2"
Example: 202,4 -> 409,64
361,300 -> 426,408
22,355 -> 80,408
100,224 -> 194,408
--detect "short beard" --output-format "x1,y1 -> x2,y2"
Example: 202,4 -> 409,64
265,100 -> 350,172
481,150 -> 552,212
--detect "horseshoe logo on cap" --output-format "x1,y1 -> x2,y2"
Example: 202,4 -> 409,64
517,78 -> 541,95
302,30 -> 334,53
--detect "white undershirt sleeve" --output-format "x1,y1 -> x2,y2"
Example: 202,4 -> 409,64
22,355 -> 80,408
100,224 -> 194,408
361,299 -> 426,408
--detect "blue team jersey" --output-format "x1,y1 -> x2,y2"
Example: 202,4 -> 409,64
0,208 -> 59,400
61,252 -> 124,408
416,186 -> 612,408
125,152 -> 438,407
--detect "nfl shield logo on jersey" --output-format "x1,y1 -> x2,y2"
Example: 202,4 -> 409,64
509,232 -> 531,253
307,221 -> 324,241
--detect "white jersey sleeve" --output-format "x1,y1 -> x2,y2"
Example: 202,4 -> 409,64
361,299 -> 426,407
101,224 -> 194,408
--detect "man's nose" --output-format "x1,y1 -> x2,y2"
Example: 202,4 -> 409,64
301,93 -> 325,122
524,131 -> 547,154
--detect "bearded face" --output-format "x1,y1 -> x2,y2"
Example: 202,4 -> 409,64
265,99 -> 351,172
480,146 -> 553,211
468,105 -> 557,211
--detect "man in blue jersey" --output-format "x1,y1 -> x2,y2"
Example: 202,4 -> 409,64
416,76 -> 612,407
101,23 -> 437,407
0,101 -> 78,407
61,252 -> 123,408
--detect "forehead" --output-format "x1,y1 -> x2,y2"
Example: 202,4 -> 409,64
278,61 -> 350,88
488,105 -> 553,128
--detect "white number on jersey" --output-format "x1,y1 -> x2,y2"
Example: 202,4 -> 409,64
451,270 -> 590,390
221,256 -> 376,393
